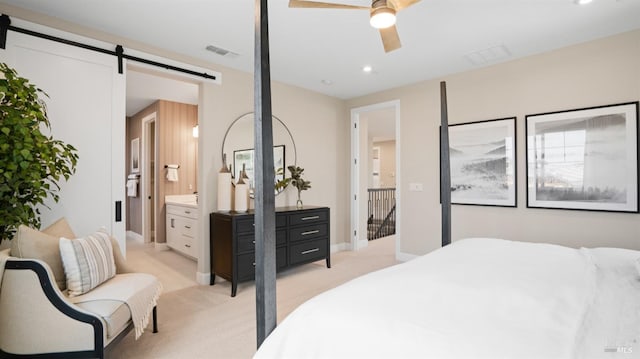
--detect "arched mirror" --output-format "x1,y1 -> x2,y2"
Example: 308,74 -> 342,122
222,112 -> 297,197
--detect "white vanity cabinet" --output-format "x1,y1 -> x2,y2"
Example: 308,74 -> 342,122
166,203 -> 198,259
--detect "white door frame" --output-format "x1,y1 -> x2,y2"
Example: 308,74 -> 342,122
141,112 -> 157,245
350,100 -> 401,255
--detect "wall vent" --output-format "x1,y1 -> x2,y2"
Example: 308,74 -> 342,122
464,44 -> 511,66
205,44 -> 239,58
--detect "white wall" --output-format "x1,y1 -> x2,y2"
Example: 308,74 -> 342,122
347,30 -> 640,255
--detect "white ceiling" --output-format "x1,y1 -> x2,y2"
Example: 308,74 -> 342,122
1,0 -> 639,103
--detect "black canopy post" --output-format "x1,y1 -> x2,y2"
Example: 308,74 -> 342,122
440,81 -> 452,247
254,0 -> 277,348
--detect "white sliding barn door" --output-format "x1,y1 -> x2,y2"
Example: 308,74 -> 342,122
0,26 -> 126,251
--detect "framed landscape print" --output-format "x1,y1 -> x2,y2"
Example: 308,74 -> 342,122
448,117 -> 517,207
525,102 -> 638,213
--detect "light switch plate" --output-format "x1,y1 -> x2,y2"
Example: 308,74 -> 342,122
409,183 -> 423,192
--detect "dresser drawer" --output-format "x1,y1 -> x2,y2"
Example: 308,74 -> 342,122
182,236 -> 196,258
236,214 -> 287,234
237,247 -> 288,280
166,204 -> 197,219
237,230 -> 286,253
179,217 -> 197,238
290,223 -> 327,242
290,239 -> 327,265
289,210 -> 327,226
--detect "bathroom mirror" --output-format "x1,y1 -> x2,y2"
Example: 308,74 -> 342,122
222,112 -> 297,197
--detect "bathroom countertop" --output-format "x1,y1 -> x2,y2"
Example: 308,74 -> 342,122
165,194 -> 198,208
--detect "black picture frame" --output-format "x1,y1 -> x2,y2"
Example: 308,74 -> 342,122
525,102 -> 639,213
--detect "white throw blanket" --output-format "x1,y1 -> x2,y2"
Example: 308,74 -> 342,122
71,273 -> 162,339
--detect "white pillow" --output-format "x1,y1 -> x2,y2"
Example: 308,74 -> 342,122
59,229 -> 116,297
636,257 -> 640,276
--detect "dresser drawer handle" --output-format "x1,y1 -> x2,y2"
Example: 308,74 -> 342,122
301,230 -> 320,236
184,225 -> 191,229
252,262 -> 256,266
185,244 -> 191,248
301,216 -> 319,221
301,248 -> 320,255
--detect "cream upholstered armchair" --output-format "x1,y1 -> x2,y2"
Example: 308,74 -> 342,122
0,219 -> 162,359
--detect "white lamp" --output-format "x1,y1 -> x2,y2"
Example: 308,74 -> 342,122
192,124 -> 199,138
370,6 -> 396,29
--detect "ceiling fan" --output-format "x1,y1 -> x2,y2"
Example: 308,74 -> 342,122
289,0 -> 421,53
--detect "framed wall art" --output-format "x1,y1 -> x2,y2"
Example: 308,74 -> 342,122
448,117 -> 517,207
233,145 -> 286,189
131,137 -> 140,173
525,102 -> 638,213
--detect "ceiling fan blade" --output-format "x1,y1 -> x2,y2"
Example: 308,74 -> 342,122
387,0 -> 421,11
288,0 -> 369,9
380,25 -> 401,53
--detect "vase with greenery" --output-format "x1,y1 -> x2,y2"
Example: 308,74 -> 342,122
286,165 -> 311,209
0,62 -> 79,241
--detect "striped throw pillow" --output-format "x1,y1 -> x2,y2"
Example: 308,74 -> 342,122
59,230 -> 116,297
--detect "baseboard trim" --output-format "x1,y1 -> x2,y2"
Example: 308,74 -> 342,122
196,271 -> 210,285
154,243 -> 169,251
331,242 -> 349,253
396,251 -> 418,262
126,231 -> 143,242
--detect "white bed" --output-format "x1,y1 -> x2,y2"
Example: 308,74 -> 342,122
254,238 -> 640,359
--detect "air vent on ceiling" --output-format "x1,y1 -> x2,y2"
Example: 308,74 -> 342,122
464,44 -> 512,66
205,44 -> 239,58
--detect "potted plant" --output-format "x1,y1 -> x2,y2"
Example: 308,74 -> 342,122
0,63 -> 79,241
276,166 -> 311,208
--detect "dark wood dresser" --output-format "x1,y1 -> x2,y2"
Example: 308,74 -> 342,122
210,206 -> 330,296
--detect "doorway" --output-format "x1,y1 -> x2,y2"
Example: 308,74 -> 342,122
141,113 -> 157,244
350,100 -> 400,257
125,66 -> 202,287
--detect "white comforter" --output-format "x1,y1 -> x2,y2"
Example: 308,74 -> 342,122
254,238 -> 640,359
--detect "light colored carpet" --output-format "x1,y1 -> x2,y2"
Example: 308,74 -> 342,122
111,236 -> 398,359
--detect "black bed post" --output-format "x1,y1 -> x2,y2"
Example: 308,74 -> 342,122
440,81 -> 452,247
254,0 -> 277,348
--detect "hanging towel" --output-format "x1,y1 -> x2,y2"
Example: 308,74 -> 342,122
166,164 -> 179,182
126,179 -> 138,197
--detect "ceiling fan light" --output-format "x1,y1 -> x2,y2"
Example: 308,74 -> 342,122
370,7 -> 396,29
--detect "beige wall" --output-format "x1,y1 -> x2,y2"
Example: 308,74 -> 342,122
347,29 -> 640,255
197,67 -> 349,275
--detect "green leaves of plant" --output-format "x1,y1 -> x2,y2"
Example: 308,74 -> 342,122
287,165 -> 311,193
0,62 -> 79,240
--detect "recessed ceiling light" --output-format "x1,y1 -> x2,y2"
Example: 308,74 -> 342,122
574,0 -> 593,4
321,79 -> 333,85
363,65 -> 373,73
